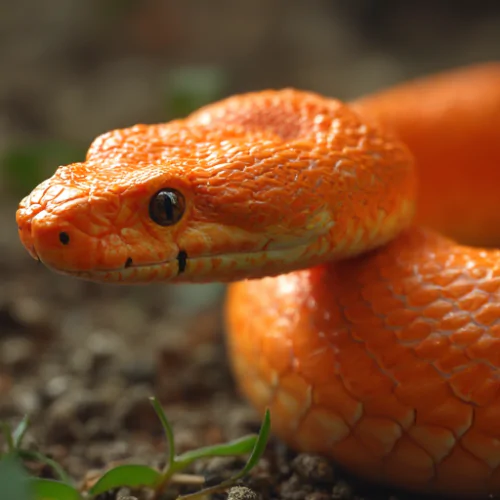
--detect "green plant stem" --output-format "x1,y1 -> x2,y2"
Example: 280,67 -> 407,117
149,397 -> 181,498
12,415 -> 30,449
1,423 -> 14,453
18,450 -> 72,485
149,397 -> 176,470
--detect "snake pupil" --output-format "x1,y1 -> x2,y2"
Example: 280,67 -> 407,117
164,196 -> 174,221
59,232 -> 70,245
149,189 -> 185,226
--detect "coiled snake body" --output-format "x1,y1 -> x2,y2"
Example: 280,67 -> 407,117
16,63 -> 500,497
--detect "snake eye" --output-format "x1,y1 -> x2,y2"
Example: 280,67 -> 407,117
149,189 -> 185,226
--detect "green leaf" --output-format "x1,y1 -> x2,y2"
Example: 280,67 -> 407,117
1,422 -> 14,453
0,454 -> 34,500
176,409 -> 271,500
31,479 -> 81,500
18,450 -> 72,485
176,434 -> 257,469
88,464 -> 161,497
232,408 -> 271,480
149,397 -> 176,468
13,415 -> 30,449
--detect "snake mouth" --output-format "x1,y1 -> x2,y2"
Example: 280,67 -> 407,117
63,249 -> 190,282
121,250 -> 187,276
118,250 -> 188,277
61,236 -> 327,284
122,253 -> 189,273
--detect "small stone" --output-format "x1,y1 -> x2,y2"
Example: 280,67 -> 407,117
292,454 -> 335,483
42,375 -> 70,402
86,329 -> 123,374
11,385 -> 41,414
84,416 -> 117,441
72,390 -> 112,422
1,337 -> 35,372
10,296 -> 48,327
196,456 -> 243,485
97,439 -> 130,464
331,480 -> 354,500
120,356 -> 156,384
227,486 -> 261,500
305,493 -> 332,500
116,487 -> 138,500
245,470 -> 275,499
45,390 -> 113,444
280,473 -> 314,500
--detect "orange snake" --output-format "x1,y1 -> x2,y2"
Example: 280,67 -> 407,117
16,63 -> 500,497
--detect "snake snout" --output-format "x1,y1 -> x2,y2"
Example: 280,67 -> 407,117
21,213 -> 101,273
17,218 -> 38,261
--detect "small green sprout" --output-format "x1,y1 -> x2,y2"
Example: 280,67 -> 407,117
1,415 -> 77,499
0,398 -> 271,499
1,414 -> 72,485
90,397 -> 271,499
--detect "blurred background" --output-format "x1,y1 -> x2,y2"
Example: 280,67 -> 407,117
1,0 -> 500,494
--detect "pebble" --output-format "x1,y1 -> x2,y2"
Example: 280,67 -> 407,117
45,396 -> 85,444
42,375 -> 70,402
196,456 -> 243,485
292,454 -> 335,483
120,355 -> 156,384
84,416 -> 117,441
332,480 -> 354,500
305,493 -> 333,500
245,469 -> 275,499
10,296 -> 49,327
44,388 -> 115,444
86,329 -> 123,373
1,337 -> 35,372
227,486 -> 262,500
10,384 -> 41,414
280,474 -> 314,500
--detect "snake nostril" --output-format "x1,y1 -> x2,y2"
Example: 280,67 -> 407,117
59,232 -> 70,245
124,257 -> 133,268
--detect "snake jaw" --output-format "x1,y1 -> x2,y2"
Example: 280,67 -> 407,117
61,234 -> 327,284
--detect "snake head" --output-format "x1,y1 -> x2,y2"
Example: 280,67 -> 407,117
16,150 -> 334,284
17,90 -> 415,284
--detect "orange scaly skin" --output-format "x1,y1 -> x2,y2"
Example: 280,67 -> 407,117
16,63 -> 500,496
355,63 -> 500,247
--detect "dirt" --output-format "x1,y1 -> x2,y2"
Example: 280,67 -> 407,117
0,199 -> 456,500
